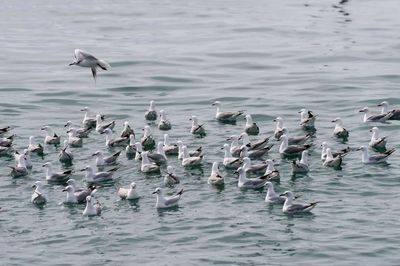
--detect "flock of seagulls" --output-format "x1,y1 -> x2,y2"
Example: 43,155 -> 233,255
2,49 -> 399,217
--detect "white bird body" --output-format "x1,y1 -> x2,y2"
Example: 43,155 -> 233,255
118,182 -> 140,200
153,187 -> 183,209
83,195 -> 102,216
281,191 -> 318,214
208,162 -> 224,185
70,49 -> 110,81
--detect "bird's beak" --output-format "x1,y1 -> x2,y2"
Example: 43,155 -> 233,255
331,119 -> 336,122
80,168 -> 86,171
369,129 -> 372,132
356,147 -> 362,151
40,127 -> 45,130
32,184 -> 36,188
91,153 -> 96,156
279,193 -> 286,197
62,188 -> 67,192
377,103 -> 382,107
152,191 -> 157,194
41,164 -> 46,167
69,62 -> 75,66
358,109 -> 364,112
100,131 -> 105,134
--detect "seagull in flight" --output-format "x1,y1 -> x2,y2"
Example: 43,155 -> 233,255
69,49 -> 111,81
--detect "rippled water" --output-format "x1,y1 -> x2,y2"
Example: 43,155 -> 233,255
1,0 -> 400,265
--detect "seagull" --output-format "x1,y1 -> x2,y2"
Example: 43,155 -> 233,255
64,121 -> 92,138
9,154 -> 28,177
140,151 -> 161,173
282,127 -> 310,145
208,162 -> 224,185
63,185 -> 96,204
0,134 -> 15,147
0,126 -> 11,136
41,126 -> 60,145
291,150 -> 310,173
369,127 -> 387,149
118,182 -> 140,200
332,118 -> 349,139
82,195 -> 102,216
222,143 -> 242,169
92,150 -> 121,166
158,110 -> 172,130
134,142 -> 143,161
357,145 -> 395,164
323,148 -> 344,168
58,139 -> 74,164
83,165 -> 118,183
212,101 -> 243,123
238,132 -> 271,151
148,142 -> 168,164
177,140 -> 202,160
69,49 -> 110,82
239,145 -> 273,160
181,146 -> 203,167
144,100 -> 157,121
359,107 -> 393,123
190,116 -> 206,136
280,191 -> 318,214
102,128 -> 129,147
273,117 -> 284,140
162,134 -> 178,155
242,157 -> 268,174
152,187 -> 183,209
378,101 -> 400,120
227,135 -> 242,156
96,114 -> 116,133
320,141 -> 350,161
279,135 -> 311,156
125,134 -> 137,156
27,136 -> 44,155
164,165 -> 180,187
253,159 -> 280,181
120,121 -> 135,139
264,182 -> 286,204
141,125 -> 156,150
42,162 -> 72,183
299,109 -> 317,128
31,181 -> 47,205
66,128 -> 83,147
80,107 -> 103,129
236,167 -> 269,189
22,149 -> 33,168
244,114 -> 259,135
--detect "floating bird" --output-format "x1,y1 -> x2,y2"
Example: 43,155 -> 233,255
212,101 -> 243,123
264,182 -> 286,204
279,135 -> 311,156
0,134 -> 15,147
158,110 -> 172,130
244,114 -> 259,135
9,154 -> 28,177
227,135 -> 242,156
118,182 -> 140,200
359,107 -> 393,123
239,145 -> 273,160
82,195 -> 102,216
299,109 -> 317,128
141,125 -> 156,150
125,134 -> 137,156
282,127 -> 310,145
144,100 -> 157,121
66,128 -> 83,147
177,140 -> 202,160
140,151 -> 161,173
102,128 -> 129,147
378,101 -> 400,120
238,132 -> 270,151
134,142 -> 143,161
41,126 -> 60,145
22,149 -> 33,168
369,127 -> 387,150
63,185 -> 95,204
96,114 -> 115,133
66,178 -> 88,193
236,167 -> 268,189
64,121 -> 92,138
162,134 -> 178,155
164,166 -> 180,187
83,165 -> 118,183
58,139 -> 74,164
31,181 -> 47,205
120,121 -> 135,138
27,136 -> 44,155
256,159 -> 280,181
320,141 -> 350,161
332,117 -> 349,139
92,150 -> 121,166
242,157 -> 268,174
291,150 -> 310,174
0,126 -> 11,136
42,162 -> 72,183
80,107 -> 103,129
190,115 -> 206,136
222,143 -> 242,169
280,191 -> 318,214
148,142 -> 168,164
357,145 -> 395,164
207,162 -> 224,185
273,117 -> 284,140
181,146 -> 203,167
152,187 -> 183,209
323,148 -> 344,168
69,49 -> 110,82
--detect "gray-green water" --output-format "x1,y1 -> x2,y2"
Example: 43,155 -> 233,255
1,0 -> 400,265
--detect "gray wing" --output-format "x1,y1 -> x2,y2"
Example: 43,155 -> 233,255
76,189 -> 92,203
164,195 -> 181,206
244,178 -> 266,188
75,49 -> 97,61
287,203 -> 312,212
217,111 -> 242,119
104,151 -> 121,164
93,172 -> 113,180
250,137 -> 270,150
284,145 -> 307,154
